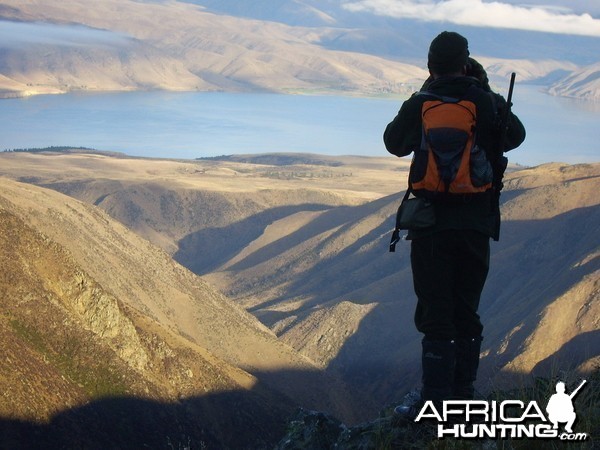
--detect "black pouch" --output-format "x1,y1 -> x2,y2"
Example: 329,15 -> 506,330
389,190 -> 436,252
397,197 -> 435,230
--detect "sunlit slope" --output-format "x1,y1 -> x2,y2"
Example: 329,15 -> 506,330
0,0 -> 426,97
0,151 -> 409,257
0,177 -> 364,446
548,62 -> 600,100
479,163 -> 600,384
0,186 -> 288,447
201,162 -> 600,398
1,152 -> 597,409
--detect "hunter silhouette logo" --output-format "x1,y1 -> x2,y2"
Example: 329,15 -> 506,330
546,380 -> 586,434
415,379 -> 589,441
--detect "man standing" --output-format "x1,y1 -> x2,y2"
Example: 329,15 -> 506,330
384,31 -> 526,418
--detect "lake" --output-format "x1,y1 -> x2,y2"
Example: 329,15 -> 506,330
1,86 -> 599,166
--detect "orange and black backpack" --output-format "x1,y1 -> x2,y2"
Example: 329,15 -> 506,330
390,78 -> 516,251
408,86 -> 494,199
389,86 -> 498,251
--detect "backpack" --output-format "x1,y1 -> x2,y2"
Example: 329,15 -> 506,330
389,86 -> 499,251
408,86 -> 494,199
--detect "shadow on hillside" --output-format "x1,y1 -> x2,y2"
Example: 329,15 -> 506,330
290,202 -> 600,402
6,200 -> 597,448
478,204 -> 600,385
178,191 -> 406,318
231,195 -> 395,271
532,330 -> 600,376
170,193 -> 600,434
0,368 -> 338,450
320,204 -> 600,405
186,191 -> 426,404
174,187 -> 599,407
244,194 -> 402,313
174,203 -> 334,275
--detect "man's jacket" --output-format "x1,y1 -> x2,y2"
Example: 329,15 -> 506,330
384,75 -> 526,239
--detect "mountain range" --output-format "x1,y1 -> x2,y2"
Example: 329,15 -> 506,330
0,150 -> 598,447
0,0 -> 598,99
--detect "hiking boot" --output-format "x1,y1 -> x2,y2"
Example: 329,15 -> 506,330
393,389 -> 423,422
393,404 -> 421,423
453,336 -> 482,400
394,340 -> 456,425
421,338 -> 456,403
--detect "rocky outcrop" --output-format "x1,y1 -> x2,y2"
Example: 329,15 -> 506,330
276,366 -> 600,449
274,407 -> 415,450
0,178 -> 361,448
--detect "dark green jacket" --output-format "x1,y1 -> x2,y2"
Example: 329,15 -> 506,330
384,76 -> 526,239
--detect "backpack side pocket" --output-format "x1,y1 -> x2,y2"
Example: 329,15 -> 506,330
469,144 -> 493,188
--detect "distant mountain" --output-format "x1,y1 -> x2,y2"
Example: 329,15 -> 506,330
186,0 -> 600,65
548,62 -> 600,100
199,152 -> 346,167
0,0 -> 597,98
0,0 -> 426,98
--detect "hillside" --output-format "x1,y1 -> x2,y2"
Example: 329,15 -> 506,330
0,203 -> 284,448
0,150 -> 410,254
1,0 -> 598,99
203,161 -> 600,399
1,151 -> 598,415
0,0 -> 426,98
187,0 -> 600,66
548,62 -> 600,100
0,176 -> 365,448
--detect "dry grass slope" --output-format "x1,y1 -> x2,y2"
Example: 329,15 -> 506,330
0,151 -> 598,433
0,201 -> 286,447
0,175 -> 368,447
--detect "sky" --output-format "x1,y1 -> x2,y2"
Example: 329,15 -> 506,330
342,0 -> 600,37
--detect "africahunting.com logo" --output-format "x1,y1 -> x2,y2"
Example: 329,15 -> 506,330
415,380 -> 588,441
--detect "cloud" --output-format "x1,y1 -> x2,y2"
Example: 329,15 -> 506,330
342,0 -> 600,37
0,21 -> 131,49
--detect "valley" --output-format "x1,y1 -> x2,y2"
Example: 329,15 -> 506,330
0,154 -> 379,447
0,150 -> 598,448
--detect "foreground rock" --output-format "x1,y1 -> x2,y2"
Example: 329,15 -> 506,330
276,368 -> 600,449
274,407 -> 418,450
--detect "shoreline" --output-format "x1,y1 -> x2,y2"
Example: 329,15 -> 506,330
0,83 -> 416,102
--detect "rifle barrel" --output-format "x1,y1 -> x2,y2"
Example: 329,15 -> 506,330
506,72 -> 516,106
569,379 -> 587,399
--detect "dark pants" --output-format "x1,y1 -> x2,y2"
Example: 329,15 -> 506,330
410,230 -> 489,341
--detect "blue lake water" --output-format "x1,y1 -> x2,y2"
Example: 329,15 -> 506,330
1,86 -> 599,166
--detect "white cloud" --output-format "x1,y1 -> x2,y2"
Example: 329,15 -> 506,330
342,0 -> 600,37
0,21 -> 131,49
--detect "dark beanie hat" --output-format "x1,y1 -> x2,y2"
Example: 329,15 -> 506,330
428,31 -> 470,75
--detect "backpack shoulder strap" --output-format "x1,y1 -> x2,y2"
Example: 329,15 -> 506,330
389,188 -> 411,252
416,91 -> 460,104
417,83 -> 481,103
